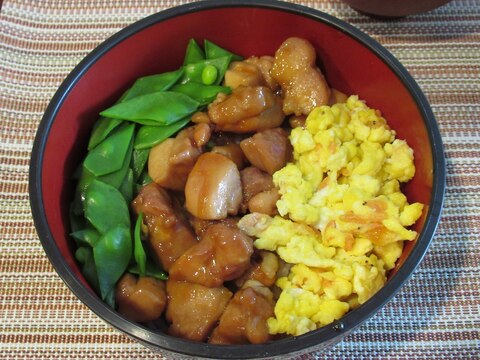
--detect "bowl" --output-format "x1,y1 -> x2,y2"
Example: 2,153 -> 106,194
341,0 -> 452,18
29,0 -> 445,358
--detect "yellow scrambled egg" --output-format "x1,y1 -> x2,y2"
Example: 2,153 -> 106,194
238,95 -> 424,336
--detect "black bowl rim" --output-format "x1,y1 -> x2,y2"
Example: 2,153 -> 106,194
29,0 -> 446,358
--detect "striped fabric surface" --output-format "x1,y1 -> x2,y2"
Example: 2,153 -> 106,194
0,0 -> 479,359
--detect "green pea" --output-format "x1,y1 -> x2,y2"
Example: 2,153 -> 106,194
93,225 -> 132,302
181,56 -> 232,86
84,180 -> 130,234
83,124 -> 135,177
201,65 -> 218,85
100,92 -> 199,126
133,117 -> 190,150
133,213 -> 147,276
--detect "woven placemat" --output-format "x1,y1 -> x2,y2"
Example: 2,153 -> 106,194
1,0 -> 479,359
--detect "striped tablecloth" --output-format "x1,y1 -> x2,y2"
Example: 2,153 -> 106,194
1,0 -> 479,359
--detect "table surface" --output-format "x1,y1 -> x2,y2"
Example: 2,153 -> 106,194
1,0 -> 479,359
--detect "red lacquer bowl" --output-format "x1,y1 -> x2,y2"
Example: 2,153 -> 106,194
342,0 -> 452,18
29,1 -> 445,358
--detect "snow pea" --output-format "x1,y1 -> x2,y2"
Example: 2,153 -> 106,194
70,227 -> 100,248
131,148 -> 149,181
118,168 -> 134,204
136,171 -> 152,191
133,117 -> 190,150
93,225 -> 132,302
83,123 -> 135,177
128,262 -> 168,281
133,213 -> 146,276
204,39 -> 242,61
171,83 -> 231,106
84,180 -> 130,234
98,135 -> 133,189
181,56 -> 232,86
183,39 -> 205,65
69,204 -> 85,231
72,166 -> 95,215
100,92 -> 199,125
75,246 -> 99,292
120,69 -> 184,102
88,117 -> 123,151
75,133 -> 133,217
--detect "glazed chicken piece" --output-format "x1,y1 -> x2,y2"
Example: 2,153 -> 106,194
237,212 -> 274,238
209,282 -> 275,345
240,166 -> 275,212
148,123 -> 211,190
211,143 -> 247,170
224,61 -> 265,89
132,182 -> 197,271
271,37 -> 330,115
209,130 -> 248,146
189,216 -> 239,237
235,250 -> 280,288
247,188 -> 280,216
185,152 -> 242,220
166,280 -> 232,342
289,114 -> 307,129
240,128 -> 292,175
169,223 -> 254,288
208,85 -> 284,133
245,56 -> 279,91
115,274 -> 167,323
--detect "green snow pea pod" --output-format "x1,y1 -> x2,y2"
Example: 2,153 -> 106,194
72,166 -> 95,215
120,69 -> 184,102
88,117 -> 123,151
181,56 -> 232,85
73,135 -> 132,217
136,171 -> 152,191
128,262 -> 168,281
84,180 -> 130,234
118,168 -> 134,204
204,39 -> 242,61
75,246 -> 99,292
70,227 -> 101,248
93,225 -> 132,302
133,213 -> 146,276
171,83 -> 231,106
97,135 -> 133,190
183,39 -> 205,65
83,123 -> 135,177
69,203 -> 86,232
133,117 -> 190,150
131,148 -> 149,182
100,92 -> 199,126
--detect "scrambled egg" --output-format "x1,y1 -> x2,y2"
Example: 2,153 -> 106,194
238,95 -> 424,336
